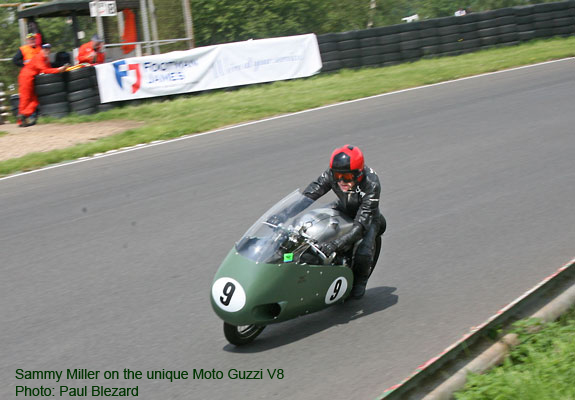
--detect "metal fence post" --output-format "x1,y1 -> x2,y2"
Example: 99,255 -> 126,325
182,0 -> 195,48
139,0 -> 152,54
94,0 -> 105,40
148,0 -> 160,54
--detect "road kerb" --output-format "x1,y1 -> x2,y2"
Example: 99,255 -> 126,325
423,282 -> 575,399
379,257 -> 575,399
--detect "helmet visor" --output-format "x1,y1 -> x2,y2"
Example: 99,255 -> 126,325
333,171 -> 356,182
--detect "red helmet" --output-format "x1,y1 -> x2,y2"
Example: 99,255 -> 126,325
329,145 -> 365,182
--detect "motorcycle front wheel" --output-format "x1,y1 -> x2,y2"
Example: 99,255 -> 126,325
223,323 -> 266,346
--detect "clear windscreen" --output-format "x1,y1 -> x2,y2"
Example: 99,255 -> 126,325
235,190 -> 314,264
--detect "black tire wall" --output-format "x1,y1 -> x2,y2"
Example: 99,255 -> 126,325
33,66 -> 118,118
34,73 -> 69,118
317,0 -> 575,72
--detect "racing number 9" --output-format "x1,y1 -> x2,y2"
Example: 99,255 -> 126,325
212,278 -> 246,312
220,282 -> 236,306
325,276 -> 347,304
329,279 -> 342,301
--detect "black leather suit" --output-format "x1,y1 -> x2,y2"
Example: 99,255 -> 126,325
302,166 -> 386,279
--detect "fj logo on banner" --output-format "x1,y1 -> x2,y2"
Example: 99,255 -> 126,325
113,60 -> 141,94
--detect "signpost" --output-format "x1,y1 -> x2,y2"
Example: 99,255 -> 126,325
89,1 -> 117,17
89,1 -> 116,43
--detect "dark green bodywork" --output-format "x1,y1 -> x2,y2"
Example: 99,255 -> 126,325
211,250 -> 354,326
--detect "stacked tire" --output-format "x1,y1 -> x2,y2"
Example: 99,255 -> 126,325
358,28 -> 387,68
435,16 -> 464,57
336,30 -> 362,69
398,22 -> 423,62
418,19 -> 441,59
66,67 -> 100,116
0,83 -> 9,123
317,33 -> 342,72
10,94 -> 19,117
533,3 -> 561,38
515,5 -> 537,43
35,73 -> 69,118
493,8 -> 518,48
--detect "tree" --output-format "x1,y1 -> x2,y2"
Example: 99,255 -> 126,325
189,0 -> 370,46
374,0 -> 419,26
412,0 -> 459,18
319,0 -> 371,33
0,6 -> 21,91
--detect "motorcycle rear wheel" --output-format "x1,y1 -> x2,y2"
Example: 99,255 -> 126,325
223,323 -> 266,346
368,235 -> 382,278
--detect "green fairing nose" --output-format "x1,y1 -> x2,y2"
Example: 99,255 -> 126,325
210,250 -> 353,326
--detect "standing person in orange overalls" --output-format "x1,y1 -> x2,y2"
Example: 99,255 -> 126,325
12,33 -> 42,68
17,44 -> 67,127
77,34 -> 106,65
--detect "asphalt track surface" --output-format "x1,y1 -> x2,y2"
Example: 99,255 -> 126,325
2,59 -> 574,400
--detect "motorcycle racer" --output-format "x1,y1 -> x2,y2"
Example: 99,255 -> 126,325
302,145 -> 386,299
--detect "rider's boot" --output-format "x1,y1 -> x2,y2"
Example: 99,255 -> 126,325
350,275 -> 368,299
351,254 -> 371,299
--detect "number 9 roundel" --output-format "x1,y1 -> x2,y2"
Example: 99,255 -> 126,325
325,277 -> 348,304
212,277 -> 247,312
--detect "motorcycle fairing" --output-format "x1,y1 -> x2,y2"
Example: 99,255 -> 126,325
211,250 -> 353,326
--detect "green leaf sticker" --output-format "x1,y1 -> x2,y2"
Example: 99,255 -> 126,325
283,253 -> 294,263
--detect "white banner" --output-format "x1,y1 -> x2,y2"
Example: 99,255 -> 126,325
95,34 -> 322,103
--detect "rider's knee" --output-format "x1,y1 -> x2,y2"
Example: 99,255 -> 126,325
378,215 -> 387,235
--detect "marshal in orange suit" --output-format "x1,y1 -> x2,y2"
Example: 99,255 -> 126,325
77,34 -> 106,65
17,44 -> 67,127
12,33 -> 42,67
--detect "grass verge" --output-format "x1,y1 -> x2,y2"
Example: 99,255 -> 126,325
455,307 -> 575,400
1,36 -> 574,177
0,131 -> 8,137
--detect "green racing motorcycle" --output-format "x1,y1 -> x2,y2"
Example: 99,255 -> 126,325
210,190 -> 380,346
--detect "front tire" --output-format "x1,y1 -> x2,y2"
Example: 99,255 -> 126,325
223,323 -> 266,346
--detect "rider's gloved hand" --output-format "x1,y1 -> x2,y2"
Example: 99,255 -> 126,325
319,240 -> 340,256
